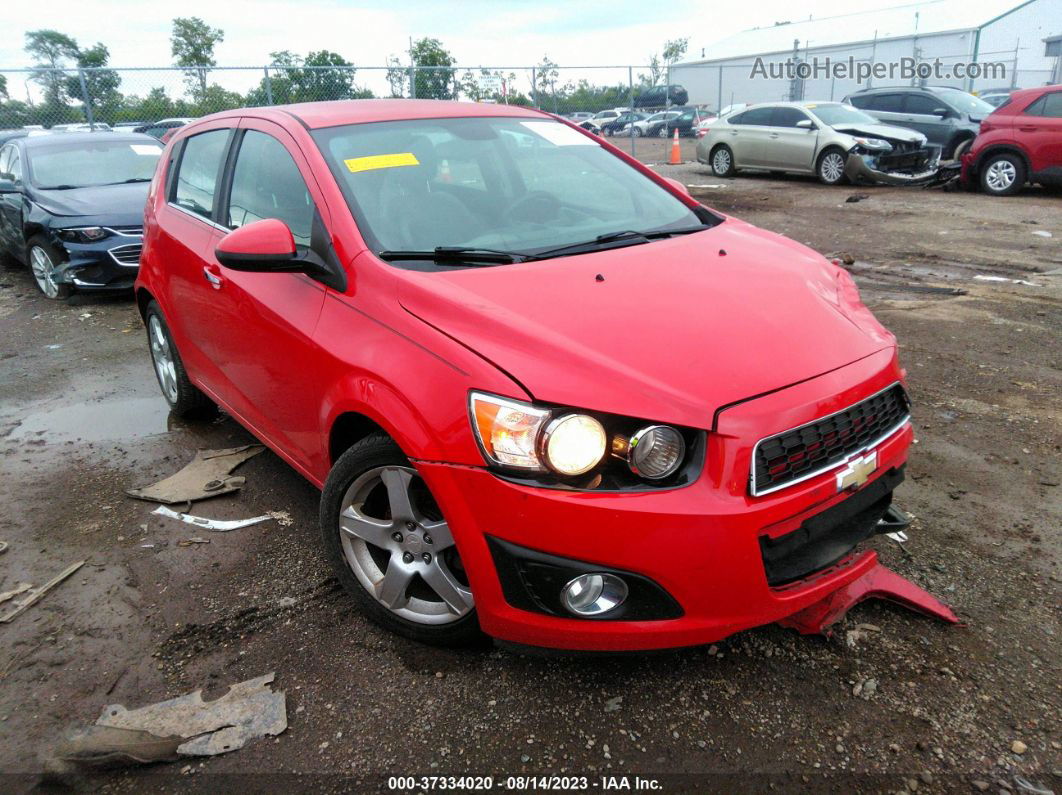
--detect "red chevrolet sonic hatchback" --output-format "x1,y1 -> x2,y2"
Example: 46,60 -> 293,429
136,100 -> 934,651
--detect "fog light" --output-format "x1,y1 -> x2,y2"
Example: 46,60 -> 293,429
627,425 -> 685,480
561,573 -> 628,616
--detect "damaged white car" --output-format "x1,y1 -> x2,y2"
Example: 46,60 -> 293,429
696,101 -> 941,186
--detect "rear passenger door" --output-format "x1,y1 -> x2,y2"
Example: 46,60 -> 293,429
727,107 -> 775,167
198,118 -> 331,462
1018,91 -> 1062,178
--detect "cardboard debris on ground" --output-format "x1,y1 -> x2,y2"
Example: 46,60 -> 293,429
0,582 -> 33,605
56,673 -> 286,767
0,561 -> 84,624
126,445 -> 264,504
152,506 -> 275,532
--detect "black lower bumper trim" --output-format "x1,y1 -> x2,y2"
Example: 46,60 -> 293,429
486,536 -> 683,621
760,466 -> 905,587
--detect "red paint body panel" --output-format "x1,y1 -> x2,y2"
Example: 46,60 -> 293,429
216,218 -> 296,259
962,85 -> 1062,187
136,100 -> 952,651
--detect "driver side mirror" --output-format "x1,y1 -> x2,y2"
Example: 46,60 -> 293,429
663,177 -> 691,196
795,119 -> 815,130
0,177 -> 19,194
215,218 -> 298,271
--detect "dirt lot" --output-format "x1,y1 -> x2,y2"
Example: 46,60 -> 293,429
0,151 -> 1058,793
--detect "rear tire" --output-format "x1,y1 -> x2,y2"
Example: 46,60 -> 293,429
710,145 -> 736,177
144,300 -> 217,418
980,153 -> 1025,196
816,147 -> 848,185
948,137 -> 973,161
632,127 -> 643,138
26,237 -> 72,300
321,433 -> 482,647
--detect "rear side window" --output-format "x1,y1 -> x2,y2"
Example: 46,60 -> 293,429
736,107 -> 774,126
1026,92 -> 1062,118
173,129 -> 230,219
855,94 -> 904,113
227,130 -> 316,246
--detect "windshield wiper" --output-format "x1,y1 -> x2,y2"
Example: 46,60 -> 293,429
105,178 -> 152,185
530,225 -> 710,260
37,184 -> 79,190
378,247 -> 530,266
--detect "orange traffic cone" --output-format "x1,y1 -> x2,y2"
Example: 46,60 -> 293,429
669,127 -> 681,165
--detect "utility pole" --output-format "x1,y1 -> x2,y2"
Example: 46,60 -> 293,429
408,36 -> 416,99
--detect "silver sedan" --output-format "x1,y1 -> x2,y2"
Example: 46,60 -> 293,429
696,102 -> 941,186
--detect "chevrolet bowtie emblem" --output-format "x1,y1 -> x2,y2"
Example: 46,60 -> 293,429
836,451 -> 878,492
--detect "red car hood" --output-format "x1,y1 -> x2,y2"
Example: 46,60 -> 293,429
398,219 -> 893,429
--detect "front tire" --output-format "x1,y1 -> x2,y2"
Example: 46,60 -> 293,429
321,434 -> 481,647
817,147 -> 848,185
980,153 -> 1025,196
711,145 -> 736,177
144,300 -> 216,418
27,237 -> 71,300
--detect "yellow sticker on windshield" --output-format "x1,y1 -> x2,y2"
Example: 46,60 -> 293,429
344,153 -> 419,173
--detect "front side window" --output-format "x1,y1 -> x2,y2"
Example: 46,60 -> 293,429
808,104 -> 880,127
27,139 -> 161,190
0,145 -> 19,182
771,108 -> 811,127
227,130 -> 315,247
736,107 -> 775,126
1026,92 -> 1062,118
905,94 -> 945,115
313,116 -> 711,259
173,129 -> 230,219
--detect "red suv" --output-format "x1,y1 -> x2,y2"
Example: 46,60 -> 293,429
136,100 -> 933,651
962,85 -> 1062,196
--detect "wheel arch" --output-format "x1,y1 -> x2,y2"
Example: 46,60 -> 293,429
135,286 -> 155,320
973,144 -> 1031,176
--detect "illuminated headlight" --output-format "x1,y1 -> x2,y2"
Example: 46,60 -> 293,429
540,414 -> 607,476
625,425 -> 685,480
57,226 -> 107,243
852,137 -> 892,151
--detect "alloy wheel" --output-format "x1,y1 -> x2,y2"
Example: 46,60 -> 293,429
148,314 -> 179,403
29,246 -> 60,299
338,465 -> 473,625
821,152 -> 845,183
712,148 -> 731,174
985,160 -> 1016,192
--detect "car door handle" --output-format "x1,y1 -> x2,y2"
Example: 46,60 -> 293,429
203,266 -> 223,289
1018,126 -> 1038,132
769,133 -> 780,138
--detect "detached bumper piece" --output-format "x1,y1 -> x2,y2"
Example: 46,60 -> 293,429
845,144 -> 942,186
777,562 -> 959,636
487,536 -> 683,621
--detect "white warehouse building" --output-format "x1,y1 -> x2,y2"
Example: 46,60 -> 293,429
670,0 -> 1062,110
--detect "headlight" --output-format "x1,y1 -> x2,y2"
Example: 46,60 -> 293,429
852,137 -> 891,151
469,392 -> 550,471
624,425 -> 685,480
57,226 -> 107,243
540,414 -> 607,476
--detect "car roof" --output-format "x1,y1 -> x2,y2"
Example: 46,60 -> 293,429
200,99 -> 549,130
20,131 -> 161,150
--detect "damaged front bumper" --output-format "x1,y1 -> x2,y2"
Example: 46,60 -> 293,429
47,230 -> 142,291
846,144 -> 942,186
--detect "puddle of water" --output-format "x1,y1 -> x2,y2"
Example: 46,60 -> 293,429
11,396 -> 176,444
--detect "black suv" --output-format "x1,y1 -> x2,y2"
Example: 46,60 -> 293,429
646,107 -> 710,138
843,86 -> 996,159
633,84 -> 688,109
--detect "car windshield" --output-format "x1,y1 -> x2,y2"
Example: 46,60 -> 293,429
313,116 -> 711,261
807,104 -> 880,126
936,90 -> 994,116
28,139 -> 162,189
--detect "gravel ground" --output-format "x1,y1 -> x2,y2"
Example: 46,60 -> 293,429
0,149 -> 1058,793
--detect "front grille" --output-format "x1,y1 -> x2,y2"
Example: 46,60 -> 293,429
751,384 -> 910,496
879,149 -> 931,171
108,243 -> 142,266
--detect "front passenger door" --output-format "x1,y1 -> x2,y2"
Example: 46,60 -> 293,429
0,144 -> 24,256
761,107 -> 818,170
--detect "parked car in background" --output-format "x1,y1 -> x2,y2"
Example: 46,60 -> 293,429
51,122 -> 112,132
962,85 -> 1062,196
600,111 -> 647,136
134,117 -> 194,140
136,99 -> 923,651
113,121 -> 149,130
580,108 -> 628,134
0,132 -> 162,298
977,89 -> 1014,109
698,101 -> 941,185
633,84 -> 688,109
625,111 -> 680,137
647,107 -> 712,138
565,112 -> 594,123
844,86 -> 994,159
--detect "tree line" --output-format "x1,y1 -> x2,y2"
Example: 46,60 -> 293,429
0,19 -> 689,128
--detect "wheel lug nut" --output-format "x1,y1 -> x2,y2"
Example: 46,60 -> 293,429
391,532 -> 403,543
422,552 -> 432,564
405,521 -> 416,531
402,552 -> 414,564
423,535 -> 433,545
